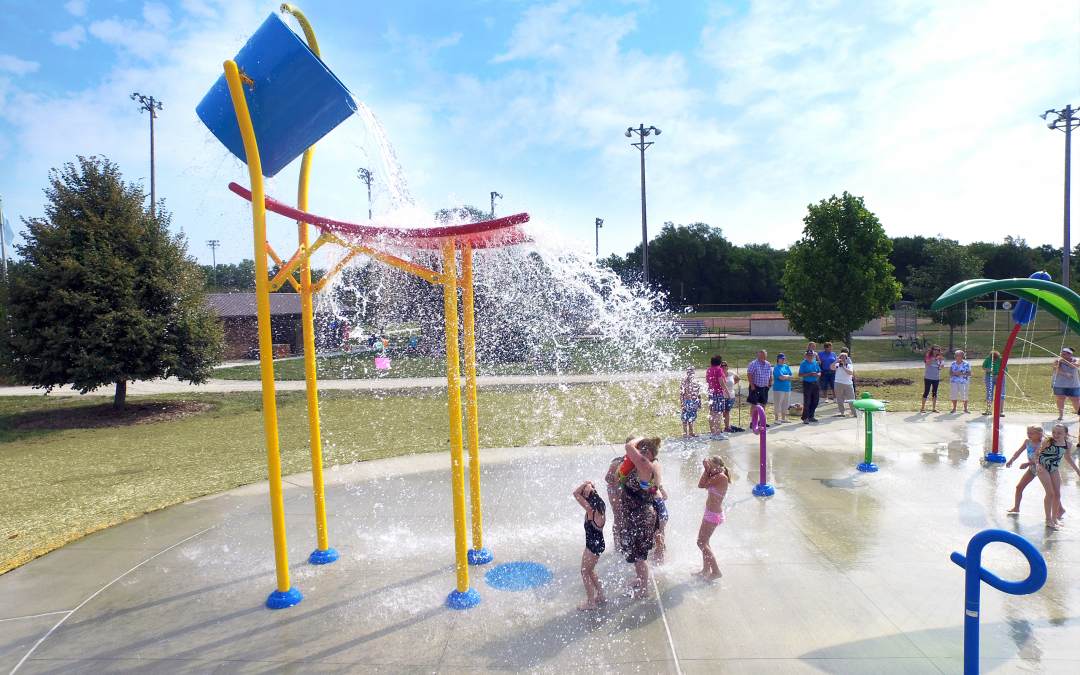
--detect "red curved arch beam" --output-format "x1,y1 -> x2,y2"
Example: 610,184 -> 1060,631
229,182 -> 530,250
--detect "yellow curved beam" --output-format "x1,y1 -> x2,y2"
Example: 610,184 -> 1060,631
223,59 -> 293,595
281,3 -> 333,557
280,4 -> 321,57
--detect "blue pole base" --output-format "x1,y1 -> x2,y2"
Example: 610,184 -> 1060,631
266,587 -> 303,610
308,547 -> 340,565
467,547 -> 493,565
858,462 -> 879,473
984,453 -> 1007,464
752,483 -> 775,497
446,588 -> 481,610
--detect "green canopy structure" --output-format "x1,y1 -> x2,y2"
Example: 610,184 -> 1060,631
931,275 -> 1080,459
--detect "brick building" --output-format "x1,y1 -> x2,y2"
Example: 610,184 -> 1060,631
205,293 -> 305,360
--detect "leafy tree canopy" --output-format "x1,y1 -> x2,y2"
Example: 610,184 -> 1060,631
907,237 -> 986,351
3,156 -> 224,408
779,192 -> 901,348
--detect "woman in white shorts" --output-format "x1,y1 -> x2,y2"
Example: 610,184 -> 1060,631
832,351 -> 857,417
949,350 -> 971,413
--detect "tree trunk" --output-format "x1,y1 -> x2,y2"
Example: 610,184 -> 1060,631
845,331 -> 853,352
948,325 -> 955,353
114,380 -> 127,410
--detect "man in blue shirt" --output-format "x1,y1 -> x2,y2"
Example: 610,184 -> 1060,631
817,342 -> 838,403
798,350 -> 822,423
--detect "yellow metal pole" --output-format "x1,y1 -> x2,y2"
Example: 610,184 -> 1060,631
223,60 -> 300,608
281,1 -> 336,566
297,147 -> 336,563
442,238 -> 478,608
460,244 -> 490,564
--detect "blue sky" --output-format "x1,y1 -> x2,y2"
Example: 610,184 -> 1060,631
0,0 -> 1077,266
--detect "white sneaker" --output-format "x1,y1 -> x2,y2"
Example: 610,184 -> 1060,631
713,433 -> 729,441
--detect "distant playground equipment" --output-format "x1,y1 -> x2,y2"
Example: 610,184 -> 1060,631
197,6 -> 528,610
950,530 -> 1047,675
852,392 -> 885,472
749,405 -> 774,496
932,273 -> 1080,460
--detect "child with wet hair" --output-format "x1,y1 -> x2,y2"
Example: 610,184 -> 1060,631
680,368 -> 702,438
1005,426 -> 1044,515
573,481 -> 607,610
1025,423 -> 1080,529
694,455 -> 729,581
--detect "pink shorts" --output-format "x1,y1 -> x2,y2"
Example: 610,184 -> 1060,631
703,509 -> 725,525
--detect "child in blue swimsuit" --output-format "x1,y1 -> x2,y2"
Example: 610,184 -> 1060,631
681,367 -> 702,438
1006,426 -> 1043,515
1024,423 -> 1080,529
574,481 -> 606,610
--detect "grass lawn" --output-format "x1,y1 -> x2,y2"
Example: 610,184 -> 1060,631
0,380 -> 689,575
215,330 -> 1071,382
853,364 -> 1062,414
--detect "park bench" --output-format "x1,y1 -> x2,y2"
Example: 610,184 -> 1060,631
673,318 -> 708,335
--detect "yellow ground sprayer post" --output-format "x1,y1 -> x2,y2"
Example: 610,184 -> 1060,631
442,238 -> 480,609
296,147 -> 337,565
460,244 -> 491,565
223,59 -> 302,610
280,3 -> 337,566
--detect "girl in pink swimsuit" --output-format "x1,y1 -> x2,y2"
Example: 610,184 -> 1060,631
694,455 -> 729,581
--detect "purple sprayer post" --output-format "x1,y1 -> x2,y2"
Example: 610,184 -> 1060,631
750,405 -> 775,496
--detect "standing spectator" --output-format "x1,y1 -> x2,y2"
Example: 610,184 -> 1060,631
1051,348 -> 1080,421
949,350 -> 972,413
799,350 -> 822,423
746,350 -> 772,409
982,350 -> 1006,415
920,345 -> 946,413
832,351 -> 857,417
817,343 -> 838,403
705,356 -> 728,440
771,354 -> 793,423
721,361 -> 739,432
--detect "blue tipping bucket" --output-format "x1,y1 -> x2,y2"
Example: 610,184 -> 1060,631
1012,270 -> 1052,325
196,12 -> 357,178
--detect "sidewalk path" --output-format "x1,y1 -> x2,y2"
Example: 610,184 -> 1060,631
0,357 -> 1056,397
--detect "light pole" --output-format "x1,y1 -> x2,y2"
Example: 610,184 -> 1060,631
0,193 -> 6,282
1041,105 -> 1079,290
625,124 -> 660,284
131,93 -> 163,217
595,218 -> 603,258
207,240 -> 220,288
357,167 -> 373,219
490,191 -> 502,218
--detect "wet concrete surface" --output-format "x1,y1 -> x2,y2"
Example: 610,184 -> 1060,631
1,412 -> 1077,674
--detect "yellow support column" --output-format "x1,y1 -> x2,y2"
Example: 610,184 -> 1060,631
223,60 -> 301,609
297,148 -> 337,565
281,1 -> 336,567
442,238 -> 479,609
461,244 -> 491,565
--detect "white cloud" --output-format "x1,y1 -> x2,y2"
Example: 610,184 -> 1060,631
64,0 -> 88,17
89,2 -> 173,60
52,25 -> 88,50
0,55 -> 39,76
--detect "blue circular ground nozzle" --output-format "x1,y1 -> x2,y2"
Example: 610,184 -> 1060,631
446,588 -> 481,610
266,587 -> 303,609
484,562 -> 552,591
857,461 -> 879,473
984,453 -> 1007,464
308,547 -> 340,565
467,547 -> 493,565
752,483 -> 775,496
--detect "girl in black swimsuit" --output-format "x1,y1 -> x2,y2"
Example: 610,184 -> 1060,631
1028,423 -> 1080,529
573,481 -> 607,611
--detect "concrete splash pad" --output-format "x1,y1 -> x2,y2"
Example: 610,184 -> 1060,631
1,413 -> 1077,674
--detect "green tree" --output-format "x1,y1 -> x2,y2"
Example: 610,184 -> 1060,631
3,156 -> 224,408
779,192 -> 901,349
907,237 -> 985,352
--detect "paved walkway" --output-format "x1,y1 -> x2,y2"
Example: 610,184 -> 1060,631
1,413 -> 1076,673
0,358 -> 1057,398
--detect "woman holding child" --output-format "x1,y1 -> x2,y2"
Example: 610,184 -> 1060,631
618,437 -> 663,597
